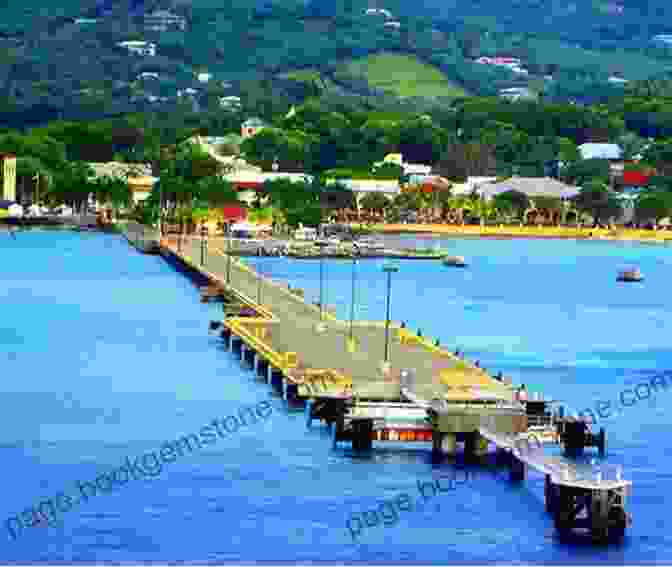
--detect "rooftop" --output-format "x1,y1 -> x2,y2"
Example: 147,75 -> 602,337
478,177 -> 579,199
578,143 -> 622,160
242,117 -> 267,128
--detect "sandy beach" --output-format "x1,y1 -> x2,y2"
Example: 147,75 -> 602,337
351,223 -> 672,245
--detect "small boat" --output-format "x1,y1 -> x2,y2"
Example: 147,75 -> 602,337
442,255 -> 467,267
617,267 -> 643,282
354,237 -> 385,251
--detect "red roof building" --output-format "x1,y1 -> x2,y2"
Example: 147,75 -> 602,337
221,204 -> 248,222
622,170 -> 650,186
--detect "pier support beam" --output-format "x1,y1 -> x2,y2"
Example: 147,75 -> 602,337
352,419 -> 373,451
270,369 -> 283,389
256,357 -> 269,378
305,400 -> 314,428
545,475 -> 556,513
510,455 -> 526,482
464,432 -> 477,462
244,347 -> 255,366
431,432 -> 457,458
266,364 -> 273,385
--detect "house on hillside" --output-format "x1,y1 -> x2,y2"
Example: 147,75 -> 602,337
241,117 -> 268,139
365,8 -> 393,18
117,41 -> 156,56
144,10 -> 186,32
577,143 -> 622,160
498,87 -> 536,101
219,95 -> 241,110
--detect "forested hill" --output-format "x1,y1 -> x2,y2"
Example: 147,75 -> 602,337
1,0 -> 672,128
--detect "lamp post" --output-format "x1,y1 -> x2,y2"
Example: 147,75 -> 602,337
316,241 -> 329,320
382,262 -> 399,363
226,227 -> 232,285
257,256 -> 262,305
200,223 -> 207,265
349,254 -> 357,343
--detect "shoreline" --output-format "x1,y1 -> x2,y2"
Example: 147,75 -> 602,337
350,223 -> 672,245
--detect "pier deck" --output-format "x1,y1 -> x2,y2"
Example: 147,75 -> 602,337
163,237 -> 513,403
478,427 -> 630,490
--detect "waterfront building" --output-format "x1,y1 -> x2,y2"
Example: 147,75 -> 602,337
87,162 -> 157,205
0,153 -> 17,202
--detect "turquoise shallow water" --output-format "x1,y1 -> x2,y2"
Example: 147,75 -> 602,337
0,230 -> 671,563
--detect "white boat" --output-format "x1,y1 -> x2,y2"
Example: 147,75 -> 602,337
617,267 -> 643,282
353,237 -> 385,251
443,255 -> 467,267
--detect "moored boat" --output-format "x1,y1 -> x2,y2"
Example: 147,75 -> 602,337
617,267 -> 643,282
442,255 -> 467,267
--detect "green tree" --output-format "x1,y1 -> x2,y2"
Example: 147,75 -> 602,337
360,192 -> 391,213
263,177 -> 323,227
493,189 -> 530,219
92,175 -> 132,215
48,161 -> 96,211
635,191 -> 672,225
573,181 -> 622,225
561,158 -> 611,185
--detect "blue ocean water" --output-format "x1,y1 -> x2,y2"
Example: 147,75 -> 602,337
0,230 -> 670,563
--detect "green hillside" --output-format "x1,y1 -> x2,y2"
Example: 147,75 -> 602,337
339,53 -> 468,98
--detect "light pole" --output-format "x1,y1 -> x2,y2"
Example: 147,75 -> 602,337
226,227 -> 232,285
316,241 -> 329,320
349,254 -> 357,343
257,256 -> 262,305
382,262 -> 399,363
200,223 -> 207,265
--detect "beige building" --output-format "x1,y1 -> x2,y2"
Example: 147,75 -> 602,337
87,162 -> 157,205
1,153 -> 17,202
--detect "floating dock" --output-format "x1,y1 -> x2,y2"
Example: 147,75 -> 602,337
159,235 -> 632,543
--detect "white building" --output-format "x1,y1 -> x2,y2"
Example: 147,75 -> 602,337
118,41 -> 156,56
144,10 -> 186,32
177,88 -> 199,98
577,143 -> 622,160
448,176 -> 499,196
498,87 -> 536,101
372,153 -> 431,176
197,72 -> 212,83
365,8 -> 393,18
219,96 -> 241,109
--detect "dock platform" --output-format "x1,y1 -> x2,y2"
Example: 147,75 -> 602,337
158,235 -> 632,543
